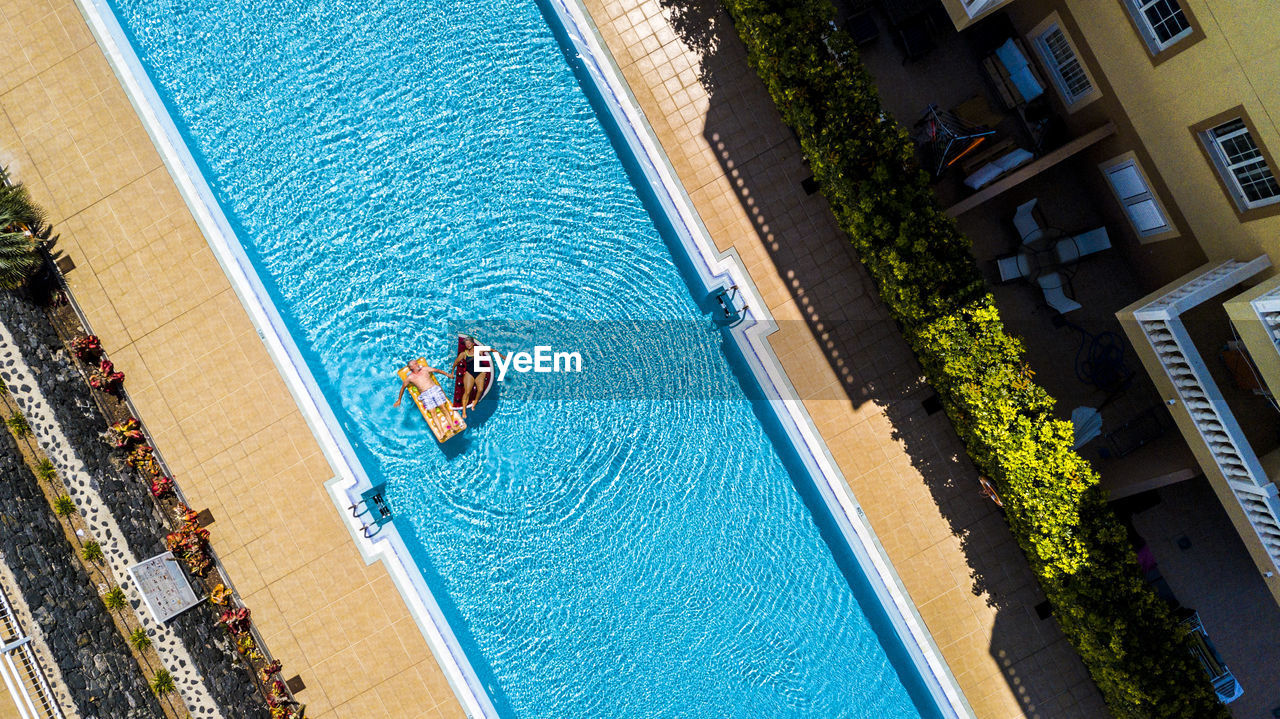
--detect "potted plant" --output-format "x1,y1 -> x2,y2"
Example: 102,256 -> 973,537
88,358 -> 124,393
70,334 -> 102,362
106,417 -> 144,448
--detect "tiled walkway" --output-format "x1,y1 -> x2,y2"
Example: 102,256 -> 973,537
0,1 -> 459,717
0,0 -> 1109,716
581,0 -> 1109,716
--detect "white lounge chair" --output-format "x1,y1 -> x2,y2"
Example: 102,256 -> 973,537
1038,272 -> 1080,314
996,254 -> 1030,282
1072,227 -> 1111,256
1071,406 -> 1102,449
1054,228 -> 1111,263
1013,198 -> 1043,242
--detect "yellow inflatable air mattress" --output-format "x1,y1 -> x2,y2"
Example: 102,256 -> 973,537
398,358 -> 466,442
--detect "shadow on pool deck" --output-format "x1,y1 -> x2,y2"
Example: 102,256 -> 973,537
607,0 -> 1110,716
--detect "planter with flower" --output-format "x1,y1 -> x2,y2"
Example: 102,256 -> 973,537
165,515 -> 212,577
88,358 -> 124,393
126,445 -> 163,478
259,660 -> 282,682
70,334 -> 102,362
149,476 -> 174,498
107,417 -> 144,448
267,679 -> 300,718
219,607 -> 252,634
209,584 -> 233,606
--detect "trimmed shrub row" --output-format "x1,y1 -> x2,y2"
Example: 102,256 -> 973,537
717,0 -> 1225,716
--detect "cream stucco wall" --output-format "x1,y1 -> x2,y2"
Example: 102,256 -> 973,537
1063,0 -> 1280,267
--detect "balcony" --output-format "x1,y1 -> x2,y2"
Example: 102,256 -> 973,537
854,1 -> 1204,494
1119,258 -> 1280,582
851,3 -> 1280,713
1226,274 -> 1280,397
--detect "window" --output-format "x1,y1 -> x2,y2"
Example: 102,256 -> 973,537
1202,118 -> 1280,210
1029,18 -> 1098,109
1101,155 -> 1174,240
1125,0 -> 1193,52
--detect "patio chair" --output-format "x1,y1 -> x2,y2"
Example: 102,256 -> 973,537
844,7 -> 879,46
982,38 -> 1046,110
1071,227 -> 1111,256
1013,198 -> 1044,242
1038,272 -> 1080,314
996,254 -> 1029,283
1180,611 -> 1244,704
1070,406 -> 1102,449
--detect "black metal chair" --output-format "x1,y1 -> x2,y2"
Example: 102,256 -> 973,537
843,8 -> 879,46
894,15 -> 936,63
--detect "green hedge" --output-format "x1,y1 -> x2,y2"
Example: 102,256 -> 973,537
718,0 -> 1226,716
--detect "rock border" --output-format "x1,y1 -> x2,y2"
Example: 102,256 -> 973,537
0,293 -> 268,719
0,415 -> 160,718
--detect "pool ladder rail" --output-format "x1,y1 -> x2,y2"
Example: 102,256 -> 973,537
711,284 -> 747,326
349,485 -> 394,538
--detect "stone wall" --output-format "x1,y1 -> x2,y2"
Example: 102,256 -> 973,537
0,422 -> 163,719
0,292 -> 269,719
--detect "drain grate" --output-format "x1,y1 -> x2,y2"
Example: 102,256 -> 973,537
1034,601 -> 1053,620
922,393 -> 943,415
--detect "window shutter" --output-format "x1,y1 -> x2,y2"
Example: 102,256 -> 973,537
1104,160 -> 1170,236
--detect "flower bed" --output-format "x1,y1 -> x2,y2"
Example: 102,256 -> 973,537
716,0 -> 1225,716
37,306 -> 303,717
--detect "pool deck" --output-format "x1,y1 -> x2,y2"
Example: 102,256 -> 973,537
579,0 -> 1108,717
0,1 -> 461,717
0,0 -> 1107,717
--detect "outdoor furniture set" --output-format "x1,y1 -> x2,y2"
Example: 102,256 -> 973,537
995,198 -> 1112,314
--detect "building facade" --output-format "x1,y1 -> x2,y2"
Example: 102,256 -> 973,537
937,0 -> 1280,604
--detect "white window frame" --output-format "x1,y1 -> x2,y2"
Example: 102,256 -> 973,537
1124,0 -> 1194,53
1100,154 -> 1176,242
1202,118 -> 1280,211
1029,15 -> 1099,111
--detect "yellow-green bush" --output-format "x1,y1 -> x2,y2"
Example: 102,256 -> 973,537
718,0 -> 1225,714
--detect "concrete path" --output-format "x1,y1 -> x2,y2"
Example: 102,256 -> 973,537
0,1 -> 461,717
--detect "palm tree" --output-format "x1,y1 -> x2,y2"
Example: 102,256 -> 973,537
103,586 -> 127,612
81,540 -> 104,563
35,459 -> 56,482
0,182 -> 47,229
53,495 -> 76,517
0,182 -> 50,290
129,628 -> 152,652
128,628 -> 154,673
149,669 -> 176,697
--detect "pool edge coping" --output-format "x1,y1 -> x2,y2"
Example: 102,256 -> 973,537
70,1 -> 499,717
69,0 -> 975,715
553,1 -> 972,716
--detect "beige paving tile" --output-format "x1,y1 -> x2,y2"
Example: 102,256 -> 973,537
0,0 -> 1108,716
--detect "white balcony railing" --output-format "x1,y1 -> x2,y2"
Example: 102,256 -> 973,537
1134,258 -> 1280,570
1251,286 -> 1280,359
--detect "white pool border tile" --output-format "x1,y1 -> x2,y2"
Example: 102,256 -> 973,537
72,1 -> 498,716
552,2 -> 972,716
73,0 -> 972,716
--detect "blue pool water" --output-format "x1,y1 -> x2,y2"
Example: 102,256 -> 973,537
106,0 -> 940,716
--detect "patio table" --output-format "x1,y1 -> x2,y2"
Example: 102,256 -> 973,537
877,0 -> 932,28
1016,227 -> 1068,283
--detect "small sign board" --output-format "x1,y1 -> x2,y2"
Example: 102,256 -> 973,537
127,552 -> 201,623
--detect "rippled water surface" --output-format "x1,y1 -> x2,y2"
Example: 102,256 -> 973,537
107,0 -> 932,716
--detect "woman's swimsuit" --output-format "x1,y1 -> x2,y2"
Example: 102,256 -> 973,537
457,350 -> 482,377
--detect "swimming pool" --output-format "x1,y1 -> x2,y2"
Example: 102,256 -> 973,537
87,0 -> 962,715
